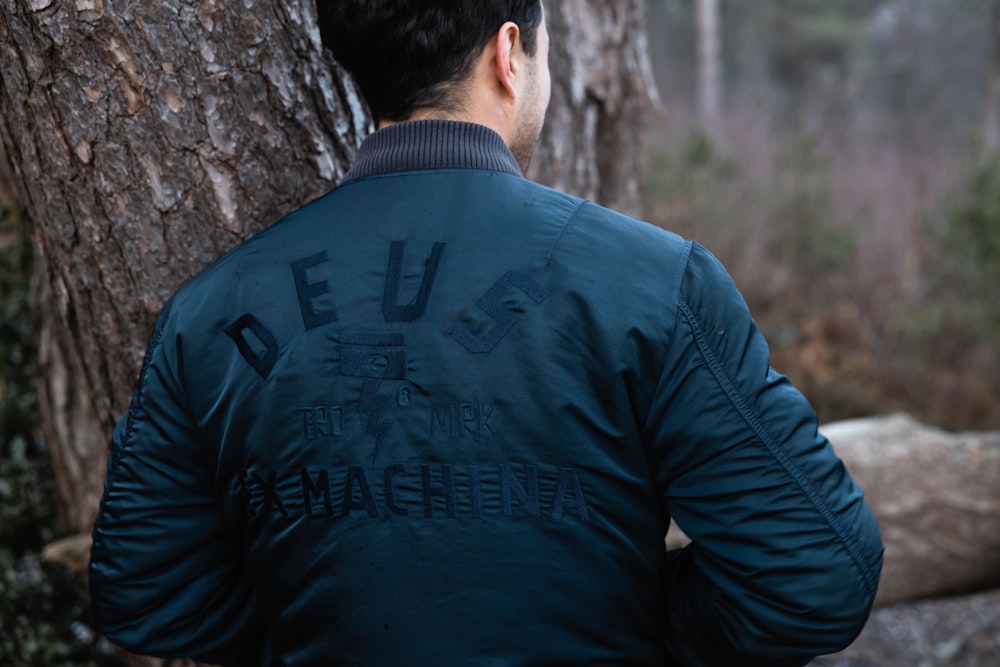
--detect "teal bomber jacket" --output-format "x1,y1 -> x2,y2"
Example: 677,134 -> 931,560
89,120 -> 883,666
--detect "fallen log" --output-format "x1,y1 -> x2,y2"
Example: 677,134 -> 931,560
825,414 -> 1000,606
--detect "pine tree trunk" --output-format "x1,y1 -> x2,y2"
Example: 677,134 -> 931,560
535,0 -> 659,217
0,0 -> 657,660
0,0 -> 370,533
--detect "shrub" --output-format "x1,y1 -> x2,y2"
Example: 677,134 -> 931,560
935,156 -> 1000,336
0,204 -> 121,666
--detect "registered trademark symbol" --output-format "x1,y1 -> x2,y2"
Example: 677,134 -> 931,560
397,385 -> 412,407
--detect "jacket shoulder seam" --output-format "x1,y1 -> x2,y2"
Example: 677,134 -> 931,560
544,198 -> 589,266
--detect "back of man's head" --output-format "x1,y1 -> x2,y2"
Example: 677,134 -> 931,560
315,1 -> 544,123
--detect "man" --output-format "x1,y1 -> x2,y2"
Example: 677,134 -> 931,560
89,1 -> 883,665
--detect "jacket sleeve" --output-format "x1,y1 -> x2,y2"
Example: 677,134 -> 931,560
646,243 -> 883,666
89,300 -> 260,665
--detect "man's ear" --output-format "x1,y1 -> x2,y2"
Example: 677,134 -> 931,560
494,21 -> 521,100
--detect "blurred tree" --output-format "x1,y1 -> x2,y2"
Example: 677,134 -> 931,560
695,0 -> 724,138
767,0 -> 878,86
763,0 -> 882,137
648,0 -> 989,137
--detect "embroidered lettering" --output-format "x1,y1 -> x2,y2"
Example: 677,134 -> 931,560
341,465 -> 379,518
225,314 -> 279,378
253,471 -> 288,517
382,241 -> 446,322
500,464 -> 540,517
469,465 -> 483,519
421,463 -> 457,519
463,403 -> 495,435
468,464 -> 483,519
430,402 -> 497,438
236,462 -> 591,524
431,404 -> 457,437
384,464 -> 408,516
448,271 -> 547,353
552,467 -> 591,522
300,405 -> 344,440
301,468 -> 334,516
291,252 -> 338,331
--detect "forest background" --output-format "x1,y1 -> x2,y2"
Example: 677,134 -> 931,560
1,0 -> 998,663
646,0 -> 1000,432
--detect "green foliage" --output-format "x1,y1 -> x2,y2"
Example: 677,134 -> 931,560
767,1 -> 877,84
932,156 -> 1000,337
0,549 -> 108,666
769,135 -> 856,276
643,129 -> 855,319
642,130 -> 883,424
869,155 -> 1000,430
642,130 -> 745,244
0,208 -> 44,546
946,157 -> 1000,285
0,205 -> 120,666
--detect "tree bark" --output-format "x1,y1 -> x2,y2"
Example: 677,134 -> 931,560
0,0 -> 657,655
0,0 -> 370,533
532,0 -> 659,217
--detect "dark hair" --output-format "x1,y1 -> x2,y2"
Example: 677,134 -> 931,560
315,1 -> 544,122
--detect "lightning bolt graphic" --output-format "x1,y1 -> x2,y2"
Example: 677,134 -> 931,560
359,378 -> 393,465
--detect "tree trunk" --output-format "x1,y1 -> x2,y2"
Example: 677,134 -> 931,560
0,0 -> 657,658
532,0 -> 659,217
695,0 -> 723,140
0,0 -> 370,533
0,133 -> 15,204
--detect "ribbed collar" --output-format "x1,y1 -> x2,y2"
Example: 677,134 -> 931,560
342,120 -> 523,183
